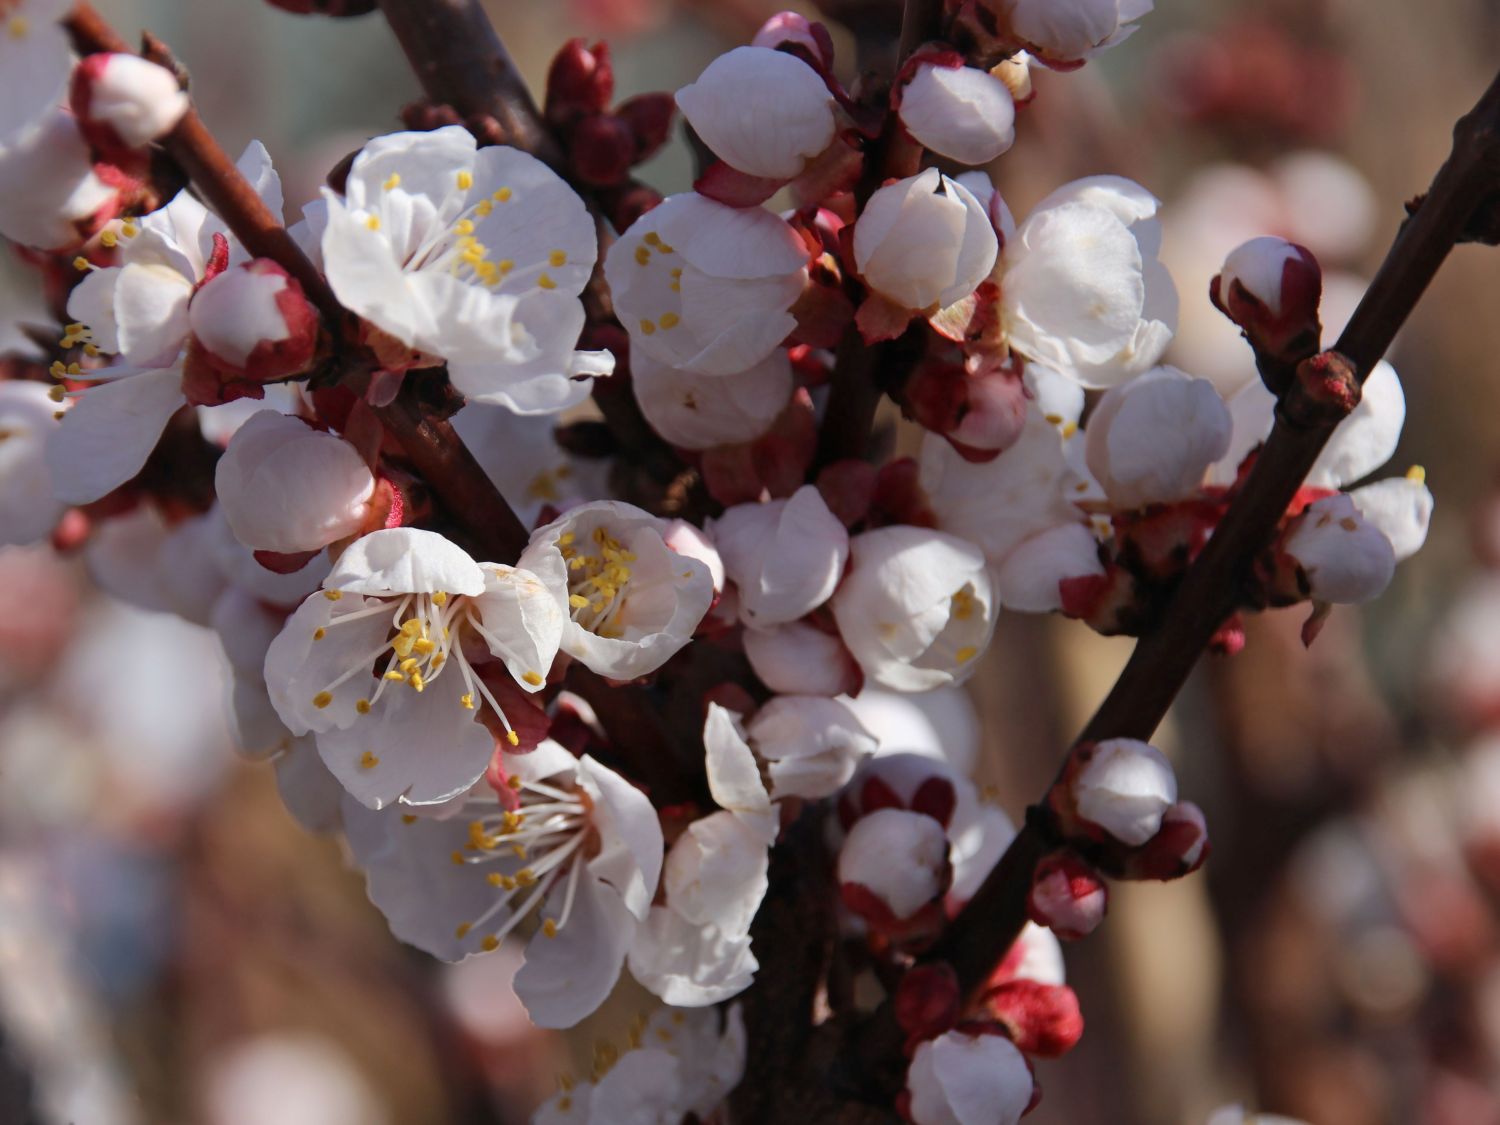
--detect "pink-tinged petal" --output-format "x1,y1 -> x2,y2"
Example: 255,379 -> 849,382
48,365 -> 185,504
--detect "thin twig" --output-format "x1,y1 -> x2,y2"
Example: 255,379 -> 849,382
846,66 -> 1500,1088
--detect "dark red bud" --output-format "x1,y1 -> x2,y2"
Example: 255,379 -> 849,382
545,39 -> 614,124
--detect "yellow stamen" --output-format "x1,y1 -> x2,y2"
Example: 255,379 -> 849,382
455,922 -> 472,938
313,627 -> 326,640
73,257 -> 89,271
639,319 -> 656,335
955,646 -> 977,663
481,935 -> 499,951
522,671 -> 544,686
365,215 -> 381,231
1407,465 -> 1427,484
324,590 -> 343,601
47,385 -> 65,403
402,814 -> 418,824
359,751 -> 379,768
658,312 -> 680,330
8,16 -> 30,39
432,591 -> 449,607
474,199 -> 493,217
538,273 -> 556,290
355,699 -> 372,714
312,691 -> 333,709
383,173 -> 401,190
100,229 -> 118,248
506,730 -> 520,746
548,249 -> 567,267
453,219 -> 474,235
542,919 -> 558,938
457,170 -> 474,190
493,186 -> 512,202
460,693 -> 474,709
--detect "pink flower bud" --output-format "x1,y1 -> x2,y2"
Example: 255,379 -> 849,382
1120,800 -> 1210,881
1027,851 -> 1107,940
544,39 -> 614,123
981,979 -> 1085,1057
568,113 -> 637,187
70,54 -> 189,154
838,754 -> 960,831
839,807 -> 951,926
905,359 -> 1029,461
896,963 -> 962,1046
751,11 -> 834,68
615,93 -> 676,163
1210,236 -> 1322,362
0,109 -> 119,251
188,259 -> 319,381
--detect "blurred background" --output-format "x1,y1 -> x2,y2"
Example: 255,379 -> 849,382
3,0 -> 1500,1121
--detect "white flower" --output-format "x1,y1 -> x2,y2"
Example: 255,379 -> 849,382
1282,493 -> 1395,605
1002,175 -> 1176,388
343,742 -> 662,1028
0,381 -> 64,547
710,485 -> 848,627
263,528 -> 566,808
899,63 -> 1016,165
0,0 -> 71,144
1350,469 -> 1433,563
854,168 -> 998,313
743,619 -> 861,697
1214,236 -> 1314,320
0,106 -> 116,251
838,807 -> 949,920
920,410 -> 1079,566
215,412 -> 375,554
840,687 -> 981,776
1073,738 -> 1177,846
319,126 -> 610,409
991,0 -> 1152,66
744,695 -> 875,800
631,349 -> 792,450
997,522 -> 1105,613
906,1030 -> 1033,1125
832,526 -> 997,692
82,505 -> 231,624
675,46 -> 836,179
1085,365 -> 1231,509
519,501 -> 714,681
1306,359 -> 1405,489
450,401 -> 605,528
603,192 -> 808,377
72,54 -> 189,150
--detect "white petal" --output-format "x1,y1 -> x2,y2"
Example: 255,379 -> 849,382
468,562 -> 567,690
1349,474 -> 1433,563
703,703 -> 771,816
48,365 -> 185,504
1306,360 -> 1405,488
577,754 -> 664,921
515,873 -> 635,1028
628,907 -> 760,1007
899,64 -> 1016,166
663,810 -> 771,933
326,527 -> 486,597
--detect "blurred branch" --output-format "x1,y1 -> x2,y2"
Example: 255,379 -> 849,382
848,64 -> 1500,1095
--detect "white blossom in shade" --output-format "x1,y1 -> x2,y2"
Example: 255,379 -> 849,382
831,525 -> 997,692
997,522 -> 1105,613
1002,175 -> 1176,388
675,46 -> 836,179
532,1006 -> 745,1124
1206,1106 -> 1311,1125
604,192 -> 809,377
745,695 -> 875,800
0,0 -> 71,144
0,381 -> 64,547
743,619 -> 861,697
72,54 -> 189,149
263,527 -> 566,808
1073,738 -> 1177,846
1306,360 -> 1405,488
906,1030 -> 1033,1125
519,501 -> 714,681
1025,363 -> 1086,429
273,735 -> 346,834
841,687 -> 981,776
204,1032 -> 388,1125
952,170 -> 1017,244
1084,365 -> 1231,509
215,412 -> 375,554
629,906 -> 761,1008
854,168 -> 998,313
1282,494 -> 1396,605
919,411 -> 1078,566
342,742 -> 663,1028
839,807 -> 950,920
211,584 -> 297,760
631,348 -> 793,450
318,126 -> 609,405
992,0 -> 1152,66
898,63 -> 1016,166
204,505 -> 331,608
0,106 -> 116,250
1350,469 -> 1433,563
710,486 -> 848,627
81,505 -> 231,624
449,401 -> 604,528
661,520 -> 725,593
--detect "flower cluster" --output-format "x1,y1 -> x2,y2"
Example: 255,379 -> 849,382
0,0 -> 1434,1118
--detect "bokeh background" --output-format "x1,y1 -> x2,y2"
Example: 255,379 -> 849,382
4,0 -> 1500,1121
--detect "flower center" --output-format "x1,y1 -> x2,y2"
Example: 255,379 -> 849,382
446,776 -> 598,950
559,527 -> 636,640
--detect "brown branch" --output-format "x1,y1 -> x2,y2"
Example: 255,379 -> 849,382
844,66 -> 1500,1089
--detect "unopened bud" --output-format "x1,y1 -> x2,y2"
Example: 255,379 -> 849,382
1210,236 -> 1322,365
899,61 -> 1016,166
895,962 -> 961,1045
751,11 -> 834,68
981,979 -> 1085,1057
1062,738 -> 1178,846
1279,493 -> 1395,605
838,753 -> 960,831
905,1030 -> 1034,1125
839,807 -> 951,928
544,39 -> 614,123
71,54 -> 189,154
615,93 -> 676,163
905,358 -> 1028,461
1028,850 -> 1107,940
1119,801 -> 1210,881
568,113 -> 637,187
188,259 -> 319,381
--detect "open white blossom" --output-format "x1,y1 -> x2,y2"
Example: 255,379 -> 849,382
906,1030 -> 1033,1125
854,168 -> 998,313
604,191 -> 809,377
0,106 -> 116,251
1074,738 -> 1177,846
997,522 -> 1105,613
1002,175 -> 1176,388
1084,365 -> 1232,509
0,0 -> 71,144
711,486 -> 848,627
343,741 -> 662,1028
631,348 -> 793,450
263,528 -> 567,808
0,381 -> 65,547
831,525 -> 997,692
675,46 -> 836,179
744,695 -> 875,800
318,126 -> 610,409
519,501 -> 714,681
215,411 -> 375,554
899,63 -> 1016,166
